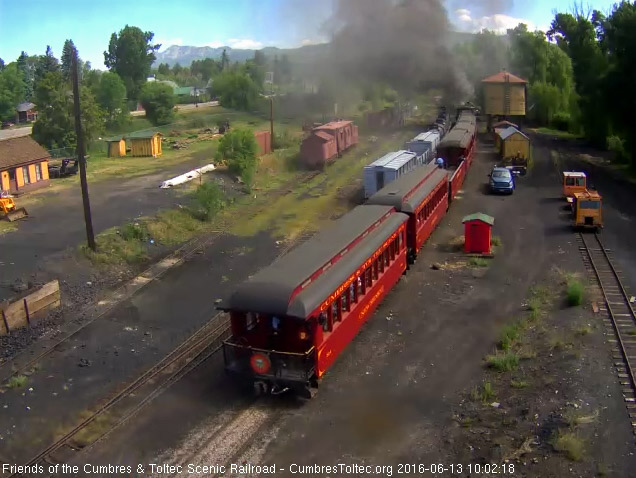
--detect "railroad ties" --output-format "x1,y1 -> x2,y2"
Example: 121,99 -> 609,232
577,233 -> 636,439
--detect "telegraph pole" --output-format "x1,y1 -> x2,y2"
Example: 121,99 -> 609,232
71,47 -> 96,251
269,96 -> 274,151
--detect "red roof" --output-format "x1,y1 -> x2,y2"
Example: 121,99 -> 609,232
482,71 -> 527,84
312,131 -> 334,142
314,120 -> 353,130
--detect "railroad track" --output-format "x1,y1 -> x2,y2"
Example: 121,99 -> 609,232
578,232 -> 636,436
5,229 -> 315,478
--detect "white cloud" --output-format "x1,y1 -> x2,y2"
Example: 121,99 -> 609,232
454,8 -> 538,33
156,38 -> 183,50
203,38 -> 263,49
228,38 -> 263,49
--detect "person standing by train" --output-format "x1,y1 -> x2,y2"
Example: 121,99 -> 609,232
435,156 -> 445,169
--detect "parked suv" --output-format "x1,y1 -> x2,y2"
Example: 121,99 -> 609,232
489,167 -> 515,194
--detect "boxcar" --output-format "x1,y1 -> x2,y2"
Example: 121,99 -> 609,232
363,150 -> 424,199
438,123 -> 476,168
406,131 -> 440,160
367,162 -> 448,262
219,205 -> 409,397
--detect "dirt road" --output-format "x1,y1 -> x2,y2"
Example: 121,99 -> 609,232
0,126 -> 32,141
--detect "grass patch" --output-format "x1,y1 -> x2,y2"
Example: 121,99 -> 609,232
82,226 -> 149,265
534,127 -> 581,140
486,351 -> 520,372
470,381 -> 496,403
567,279 -> 585,306
498,321 -> 525,350
490,236 -> 502,247
468,257 -> 490,268
7,375 -> 28,389
447,235 -> 465,251
0,221 -> 18,236
575,325 -> 592,336
527,285 -> 552,320
510,379 -> 529,389
145,209 -> 207,246
565,409 -> 599,427
70,410 -> 117,447
552,431 -> 585,461
628,330 -> 636,336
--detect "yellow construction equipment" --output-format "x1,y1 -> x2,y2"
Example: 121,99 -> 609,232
0,194 -> 28,221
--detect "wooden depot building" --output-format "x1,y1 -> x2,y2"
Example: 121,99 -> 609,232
0,136 -> 50,194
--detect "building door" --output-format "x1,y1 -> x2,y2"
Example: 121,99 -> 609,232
8,168 -> 17,193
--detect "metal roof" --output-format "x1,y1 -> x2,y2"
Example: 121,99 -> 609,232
497,126 -> 528,141
482,71 -> 527,84
220,205 -> 401,318
411,131 -> 439,143
438,128 -> 473,149
370,150 -> 418,172
0,136 -> 50,170
312,131 -> 334,142
462,213 -> 495,225
16,102 -> 36,112
314,120 -> 353,130
563,171 -> 586,178
366,162 -> 443,213
126,131 -> 163,139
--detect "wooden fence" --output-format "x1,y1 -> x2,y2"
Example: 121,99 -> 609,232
0,280 -> 61,335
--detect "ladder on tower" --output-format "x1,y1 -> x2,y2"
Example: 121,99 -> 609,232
503,74 -> 511,117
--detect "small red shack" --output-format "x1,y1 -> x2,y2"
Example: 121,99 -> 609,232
254,131 -> 272,157
462,213 -> 495,254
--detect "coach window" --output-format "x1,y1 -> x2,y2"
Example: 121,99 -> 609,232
373,260 -> 379,279
377,256 -> 384,274
320,311 -> 330,332
332,301 -> 340,323
341,291 -> 350,312
384,248 -> 390,267
358,274 -> 365,296
366,267 -> 372,288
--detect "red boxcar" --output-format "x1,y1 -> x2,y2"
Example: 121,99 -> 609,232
299,131 -> 338,169
301,120 -> 358,169
366,162 -> 449,262
254,131 -> 272,157
219,205 -> 408,397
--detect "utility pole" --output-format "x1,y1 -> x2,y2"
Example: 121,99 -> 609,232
71,47 -> 96,251
269,96 -> 274,152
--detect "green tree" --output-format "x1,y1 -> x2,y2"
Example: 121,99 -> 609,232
31,71 -> 103,149
220,49 -> 230,71
61,40 -> 75,81
0,63 -> 26,121
17,51 -> 37,101
35,46 -> 60,88
31,71 -> 75,148
95,71 -> 128,127
548,12 -> 609,144
104,25 -> 160,101
139,81 -> 175,125
211,71 -> 258,110
157,63 -> 171,76
601,1 -> 636,162
215,129 -> 258,186
172,63 -> 183,76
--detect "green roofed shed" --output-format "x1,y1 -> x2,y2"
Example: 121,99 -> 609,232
104,135 -> 126,157
462,213 -> 494,254
462,213 -> 495,225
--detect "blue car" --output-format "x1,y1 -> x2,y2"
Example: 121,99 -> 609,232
489,167 -> 515,194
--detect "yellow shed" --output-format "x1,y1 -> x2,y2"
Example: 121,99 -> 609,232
498,127 -> 530,160
127,131 -> 163,158
105,136 -> 126,157
482,71 -> 527,117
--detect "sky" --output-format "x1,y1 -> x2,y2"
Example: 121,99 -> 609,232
0,0 -> 622,69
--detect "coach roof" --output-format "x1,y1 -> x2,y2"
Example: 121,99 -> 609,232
367,166 -> 448,213
220,205 -> 403,318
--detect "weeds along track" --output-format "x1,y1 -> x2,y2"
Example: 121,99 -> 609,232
578,232 -> 636,438
5,230 -> 314,478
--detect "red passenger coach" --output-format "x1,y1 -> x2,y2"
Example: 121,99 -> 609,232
219,205 -> 408,397
367,163 -> 449,262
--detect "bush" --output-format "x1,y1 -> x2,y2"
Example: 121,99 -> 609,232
140,82 -> 175,126
567,280 -> 584,306
193,182 -> 225,221
551,112 -> 571,131
273,130 -> 297,149
486,351 -> 520,372
215,129 -> 259,187
498,322 -> 523,350
607,135 -> 630,163
120,222 -> 148,241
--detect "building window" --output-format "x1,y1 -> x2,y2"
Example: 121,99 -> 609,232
35,164 -> 42,181
22,166 -> 30,185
